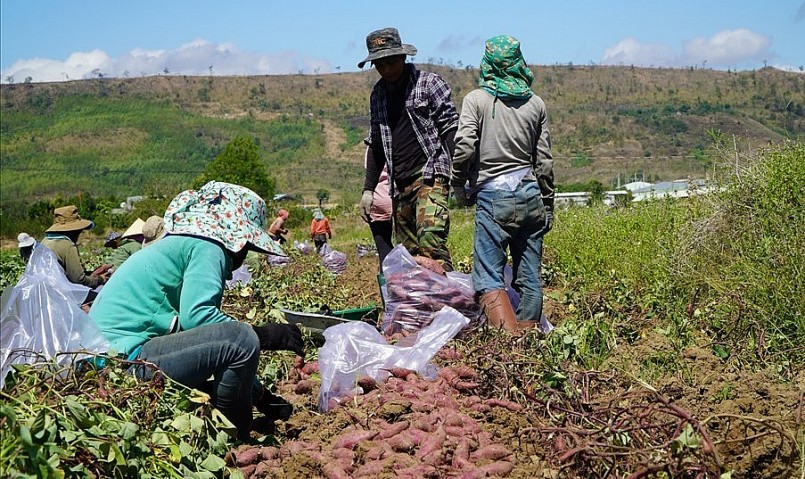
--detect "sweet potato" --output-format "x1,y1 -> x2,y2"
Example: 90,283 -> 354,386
451,364 -> 478,380
444,425 -> 468,437
412,416 -> 435,432
259,446 -> 280,461
353,459 -> 388,478
364,444 -> 389,461
321,462 -> 350,479
436,348 -> 462,360
452,438 -> 473,469
331,447 -> 354,462
416,426 -> 446,458
376,420 -> 410,440
238,464 -> 256,478
301,361 -> 319,375
486,398 -> 524,412
480,460 -> 515,476
387,430 -> 417,453
294,379 -> 314,395
443,412 -> 465,428
470,444 -> 513,462
457,468 -> 486,479
333,429 -> 379,450
356,375 -> 378,392
383,367 -> 417,379
234,447 -> 261,466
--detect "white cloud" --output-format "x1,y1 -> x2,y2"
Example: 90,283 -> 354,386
1,40 -> 332,83
683,29 -> 771,66
601,29 -> 773,69
601,38 -> 678,67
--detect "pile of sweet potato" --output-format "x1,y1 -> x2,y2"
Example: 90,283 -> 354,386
228,357 -> 523,478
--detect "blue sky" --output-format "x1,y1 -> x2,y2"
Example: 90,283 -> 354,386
1,0 -> 803,83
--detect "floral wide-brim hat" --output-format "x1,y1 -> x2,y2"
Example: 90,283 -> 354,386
164,181 -> 285,256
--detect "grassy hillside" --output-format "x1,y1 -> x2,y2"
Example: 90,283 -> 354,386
1,65 -> 803,222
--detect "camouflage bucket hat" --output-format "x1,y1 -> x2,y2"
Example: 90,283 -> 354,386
45,205 -> 95,233
164,181 -> 285,256
358,27 -> 417,68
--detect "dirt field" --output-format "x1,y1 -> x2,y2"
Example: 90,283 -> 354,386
228,252 -> 803,479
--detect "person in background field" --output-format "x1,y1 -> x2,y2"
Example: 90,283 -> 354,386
89,181 -> 304,441
40,205 -> 108,289
364,145 -> 394,267
142,215 -> 167,247
309,208 -> 332,252
268,209 -> 289,244
17,233 -> 37,264
103,218 -> 145,273
358,27 -> 459,273
104,231 -> 122,249
451,35 -> 554,332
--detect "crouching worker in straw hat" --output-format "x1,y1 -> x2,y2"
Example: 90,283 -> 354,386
40,205 -> 109,290
451,35 -> 554,332
89,181 -> 305,441
101,217 -> 146,274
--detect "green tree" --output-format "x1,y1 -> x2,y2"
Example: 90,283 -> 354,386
193,136 -> 276,200
316,189 -> 330,208
586,180 -> 606,206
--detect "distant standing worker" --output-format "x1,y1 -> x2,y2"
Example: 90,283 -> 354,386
268,209 -> 289,244
451,35 -> 554,332
309,209 -> 332,252
358,27 -> 459,272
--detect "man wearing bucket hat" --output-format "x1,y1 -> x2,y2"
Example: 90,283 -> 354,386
40,205 -> 108,288
451,35 -> 554,332
89,181 -> 304,441
358,27 -> 459,272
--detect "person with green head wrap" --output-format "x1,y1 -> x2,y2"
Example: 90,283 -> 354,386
451,35 -> 555,333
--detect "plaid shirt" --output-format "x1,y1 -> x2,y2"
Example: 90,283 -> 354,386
369,64 -> 458,196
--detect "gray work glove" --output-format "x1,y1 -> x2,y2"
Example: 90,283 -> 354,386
453,186 -> 471,208
544,209 -> 554,233
359,190 -> 374,223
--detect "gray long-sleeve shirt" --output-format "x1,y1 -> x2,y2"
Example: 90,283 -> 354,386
451,89 -> 554,210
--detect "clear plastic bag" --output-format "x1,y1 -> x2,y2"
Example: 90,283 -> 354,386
317,306 -> 469,411
381,245 -> 481,335
293,240 -> 314,255
225,264 -> 252,289
1,246 -> 109,389
319,243 -> 346,275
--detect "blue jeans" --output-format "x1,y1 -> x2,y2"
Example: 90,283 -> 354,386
135,321 -> 260,437
473,181 -> 548,322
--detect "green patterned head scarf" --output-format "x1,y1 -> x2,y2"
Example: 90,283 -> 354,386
479,35 -> 533,100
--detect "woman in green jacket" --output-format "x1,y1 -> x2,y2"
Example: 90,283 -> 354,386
90,181 -> 303,441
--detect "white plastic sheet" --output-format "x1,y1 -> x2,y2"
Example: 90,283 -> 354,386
317,306 -> 469,412
0,246 -> 109,389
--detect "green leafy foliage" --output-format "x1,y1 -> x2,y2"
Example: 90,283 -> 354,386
193,136 -> 276,200
0,358 -> 238,478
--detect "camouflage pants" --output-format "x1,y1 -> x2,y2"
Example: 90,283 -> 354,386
393,176 -> 453,272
